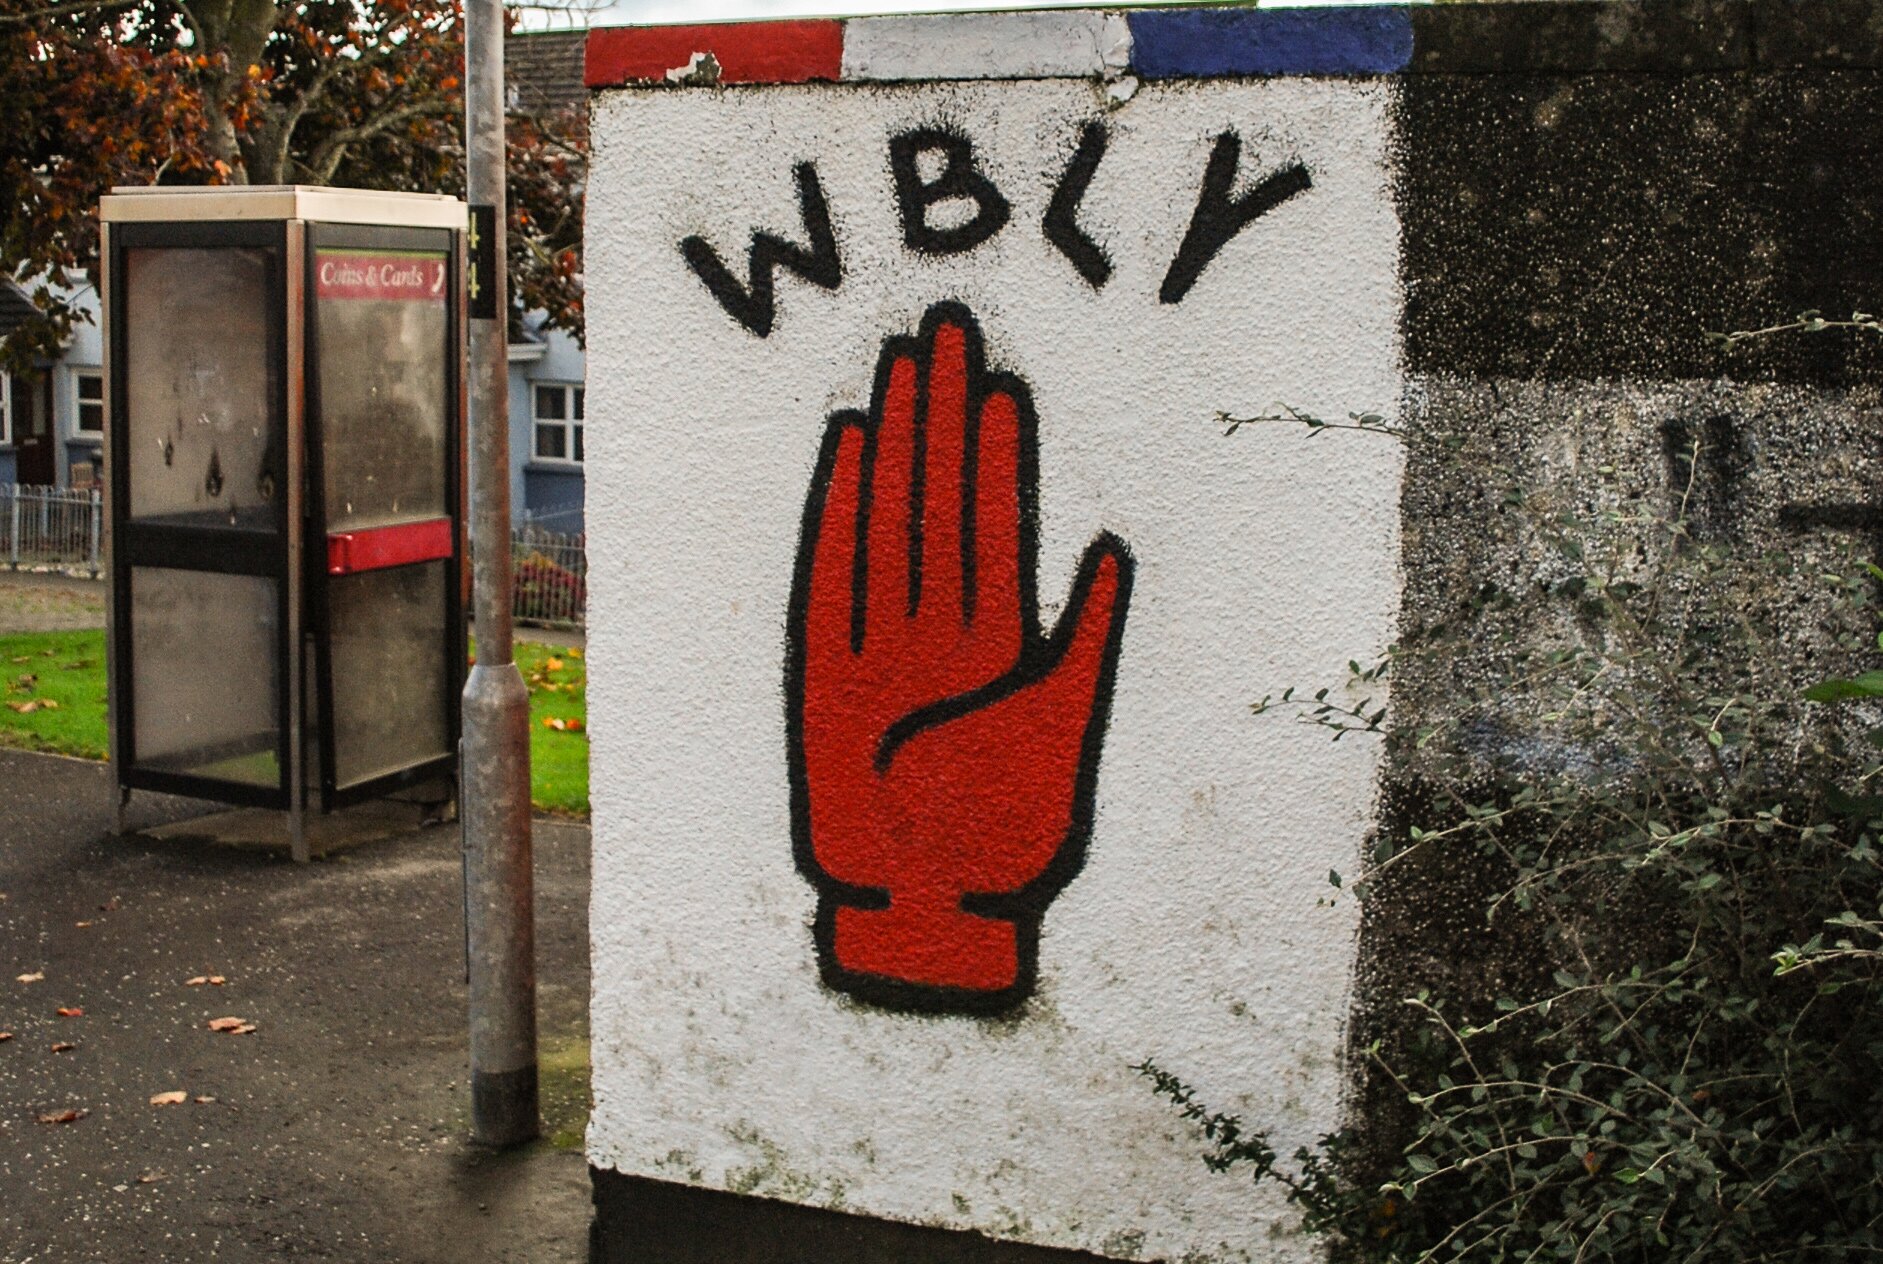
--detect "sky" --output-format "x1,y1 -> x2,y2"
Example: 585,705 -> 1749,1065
519,0 -> 1396,31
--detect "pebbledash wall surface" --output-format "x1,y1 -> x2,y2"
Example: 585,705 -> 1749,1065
581,3 -> 1883,1261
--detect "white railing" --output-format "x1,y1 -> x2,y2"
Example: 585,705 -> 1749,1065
511,524 -> 586,629
1,484 -> 102,576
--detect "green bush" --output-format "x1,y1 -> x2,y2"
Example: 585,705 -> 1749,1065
1147,415 -> 1883,1263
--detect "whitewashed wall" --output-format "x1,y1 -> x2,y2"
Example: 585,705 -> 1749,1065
585,77 -> 1404,1262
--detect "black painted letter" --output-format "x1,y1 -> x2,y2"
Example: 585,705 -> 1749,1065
1044,122 -> 1113,289
1160,133 -> 1311,305
890,129 -> 1011,256
681,162 -> 842,338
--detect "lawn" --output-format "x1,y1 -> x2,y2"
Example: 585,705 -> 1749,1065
510,639 -> 590,816
0,630 -> 588,817
0,629 -> 109,759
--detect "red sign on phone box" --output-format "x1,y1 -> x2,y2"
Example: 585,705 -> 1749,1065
315,252 -> 448,302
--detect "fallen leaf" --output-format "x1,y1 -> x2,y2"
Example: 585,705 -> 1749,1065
568,648 -> 583,659
37,1108 -> 87,1125
74,921 -> 92,929
99,897 -> 120,912
39,648 -> 52,657
137,1171 -> 166,1185
38,699 -> 59,711
186,977 -> 208,987
13,674 -> 37,689
17,972 -> 43,984
206,1017 -> 254,1034
8,656 -> 28,664
149,1091 -> 188,1106
193,1095 -> 217,1105
209,976 -> 226,986
0,1032 -> 14,1042
63,660 -> 94,670
51,1041 -> 76,1053
543,717 -> 564,731
232,1023 -> 256,1035
545,657 -> 564,673
566,718 -> 584,733
56,1007 -> 83,1018
6,701 -> 41,715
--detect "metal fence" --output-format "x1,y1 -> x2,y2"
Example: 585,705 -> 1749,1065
510,524 -> 586,629
1,484 -> 102,575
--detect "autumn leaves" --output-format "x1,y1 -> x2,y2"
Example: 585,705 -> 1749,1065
533,652 -> 584,735
12,960 -> 248,1128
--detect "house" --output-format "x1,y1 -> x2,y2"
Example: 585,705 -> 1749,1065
0,280 -> 104,493
506,29 -> 588,535
3,29 -> 588,531
509,308 -> 586,534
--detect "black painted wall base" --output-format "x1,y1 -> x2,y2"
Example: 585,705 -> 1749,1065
589,1169 -> 1143,1264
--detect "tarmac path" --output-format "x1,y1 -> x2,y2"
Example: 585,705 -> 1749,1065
0,749 -> 592,1262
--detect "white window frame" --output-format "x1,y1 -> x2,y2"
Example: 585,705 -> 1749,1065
532,381 -> 584,466
72,368 -> 103,441
0,371 -> 10,447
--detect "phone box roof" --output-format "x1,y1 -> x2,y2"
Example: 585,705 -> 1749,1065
101,185 -> 467,232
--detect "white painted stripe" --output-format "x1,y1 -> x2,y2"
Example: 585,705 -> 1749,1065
840,10 -> 1132,82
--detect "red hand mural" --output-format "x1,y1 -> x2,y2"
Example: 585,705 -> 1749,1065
787,303 -> 1134,1014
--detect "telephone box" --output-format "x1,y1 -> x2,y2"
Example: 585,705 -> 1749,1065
99,187 -> 467,861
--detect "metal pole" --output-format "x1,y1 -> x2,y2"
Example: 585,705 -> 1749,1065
101,222 -> 129,838
462,0 -> 537,1149
284,219 -> 309,867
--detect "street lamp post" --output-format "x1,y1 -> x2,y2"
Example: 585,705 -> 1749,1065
462,0 -> 538,1149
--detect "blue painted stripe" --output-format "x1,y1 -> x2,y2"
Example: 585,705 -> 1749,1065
1128,6 -> 1415,78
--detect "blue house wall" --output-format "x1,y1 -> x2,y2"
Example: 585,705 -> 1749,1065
506,314 -> 586,534
1,284 -> 103,491
58,289 -> 104,488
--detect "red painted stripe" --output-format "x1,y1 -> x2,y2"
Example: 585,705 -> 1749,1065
585,20 -> 845,88
327,518 -> 455,577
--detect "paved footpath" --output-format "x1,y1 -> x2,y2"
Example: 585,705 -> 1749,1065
0,749 -> 592,1262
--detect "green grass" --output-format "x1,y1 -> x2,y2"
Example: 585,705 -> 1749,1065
0,630 -> 589,817
0,630 -> 110,759
510,640 -> 590,817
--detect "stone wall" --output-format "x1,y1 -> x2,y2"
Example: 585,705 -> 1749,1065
580,4 -> 1883,1261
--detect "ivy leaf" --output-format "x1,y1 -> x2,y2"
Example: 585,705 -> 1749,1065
1803,670 -> 1883,702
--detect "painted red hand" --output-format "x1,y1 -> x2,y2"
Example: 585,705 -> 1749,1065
788,303 -> 1133,1014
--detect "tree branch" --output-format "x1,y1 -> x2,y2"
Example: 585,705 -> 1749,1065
301,96 -> 457,184
0,0 -> 138,25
